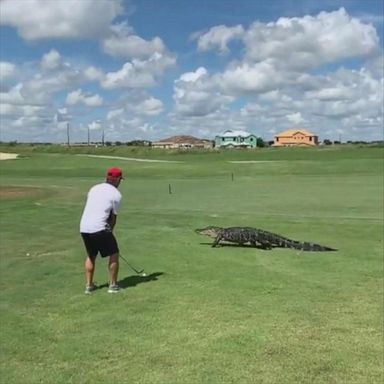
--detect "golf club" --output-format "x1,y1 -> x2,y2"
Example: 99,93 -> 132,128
120,254 -> 145,275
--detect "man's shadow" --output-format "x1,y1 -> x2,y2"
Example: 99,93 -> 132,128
119,272 -> 164,288
199,242 -> 276,250
96,272 -> 164,291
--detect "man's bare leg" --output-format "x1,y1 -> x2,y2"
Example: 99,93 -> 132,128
109,253 -> 119,285
85,256 -> 95,286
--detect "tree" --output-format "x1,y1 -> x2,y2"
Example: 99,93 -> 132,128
256,137 -> 266,147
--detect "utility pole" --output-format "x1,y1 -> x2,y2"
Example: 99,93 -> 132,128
67,122 -> 70,147
87,126 -> 90,146
102,128 -> 105,146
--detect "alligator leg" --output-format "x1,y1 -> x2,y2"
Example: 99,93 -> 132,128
211,235 -> 222,247
250,240 -> 269,248
258,241 -> 273,249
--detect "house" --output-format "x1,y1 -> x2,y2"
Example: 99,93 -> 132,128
215,130 -> 257,148
272,129 -> 319,147
151,135 -> 213,149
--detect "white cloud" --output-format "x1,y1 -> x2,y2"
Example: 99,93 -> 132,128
0,83 -> 25,105
104,97 -> 163,138
173,68 -> 234,117
1,51 -> 94,110
0,0 -> 123,40
286,112 -> 306,125
10,116 -> 43,128
102,62 -> 155,89
104,116 -> 157,141
219,61 -> 283,94
240,102 -> 265,117
243,8 -> 379,69
177,7 -> 382,141
306,86 -> 353,101
102,22 -> 167,59
21,64 -> 84,104
0,61 -> 17,81
133,97 -> 163,116
107,108 -> 125,121
0,103 -> 17,116
88,120 -> 102,131
0,82 -> 53,132
305,68 -> 383,116
101,52 -> 176,89
54,108 -> 71,123
0,83 -> 53,123
258,90 -> 287,102
84,66 -> 104,82
41,49 -> 62,70
168,58 -> 382,141
80,94 -> 103,107
66,89 -> 103,107
195,25 -> 244,53
365,55 -> 384,78
179,67 -> 208,82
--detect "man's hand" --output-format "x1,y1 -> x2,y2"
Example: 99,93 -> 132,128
107,212 -> 117,231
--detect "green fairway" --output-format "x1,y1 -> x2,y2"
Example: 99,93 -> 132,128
0,146 -> 383,383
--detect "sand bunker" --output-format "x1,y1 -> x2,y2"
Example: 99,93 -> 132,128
77,154 -> 183,163
0,152 -> 19,160
228,160 -> 284,163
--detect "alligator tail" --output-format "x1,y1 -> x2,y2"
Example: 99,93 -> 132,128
285,240 -> 337,252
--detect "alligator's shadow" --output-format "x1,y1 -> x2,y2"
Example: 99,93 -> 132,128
96,272 -> 164,290
199,242 -> 277,250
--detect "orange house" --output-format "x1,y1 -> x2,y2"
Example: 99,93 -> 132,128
272,129 -> 319,147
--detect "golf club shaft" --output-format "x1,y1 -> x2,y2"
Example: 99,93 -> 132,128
120,255 -> 144,274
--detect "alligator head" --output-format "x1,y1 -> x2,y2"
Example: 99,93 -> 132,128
195,226 -> 223,238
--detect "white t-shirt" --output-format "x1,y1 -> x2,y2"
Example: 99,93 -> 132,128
80,182 -> 122,233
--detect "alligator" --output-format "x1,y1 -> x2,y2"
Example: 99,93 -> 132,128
195,226 -> 337,252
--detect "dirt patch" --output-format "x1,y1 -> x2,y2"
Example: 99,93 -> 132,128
0,186 -> 46,199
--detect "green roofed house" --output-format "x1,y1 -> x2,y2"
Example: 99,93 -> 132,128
215,130 -> 257,148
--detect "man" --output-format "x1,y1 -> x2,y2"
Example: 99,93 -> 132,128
80,167 -> 124,294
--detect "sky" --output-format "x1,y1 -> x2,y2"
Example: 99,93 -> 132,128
0,0 -> 383,143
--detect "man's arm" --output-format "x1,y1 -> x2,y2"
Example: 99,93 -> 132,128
107,212 -> 117,231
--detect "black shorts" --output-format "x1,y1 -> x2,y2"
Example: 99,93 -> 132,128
81,230 -> 119,259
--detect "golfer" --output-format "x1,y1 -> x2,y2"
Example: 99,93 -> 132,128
80,167 -> 124,294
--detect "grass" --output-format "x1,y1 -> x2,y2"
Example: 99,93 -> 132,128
0,146 -> 383,383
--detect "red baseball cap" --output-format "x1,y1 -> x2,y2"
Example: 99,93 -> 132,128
107,167 -> 124,179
